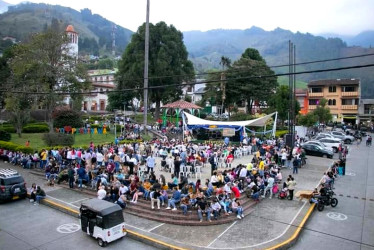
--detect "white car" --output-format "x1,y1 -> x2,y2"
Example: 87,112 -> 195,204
301,140 -> 334,152
328,131 -> 355,144
318,138 -> 342,153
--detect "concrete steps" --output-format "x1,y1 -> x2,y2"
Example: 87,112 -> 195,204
30,169 -> 258,226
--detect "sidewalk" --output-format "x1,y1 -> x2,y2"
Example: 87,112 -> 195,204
2,154 -> 334,249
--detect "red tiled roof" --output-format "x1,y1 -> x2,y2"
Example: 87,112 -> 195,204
162,100 -> 202,109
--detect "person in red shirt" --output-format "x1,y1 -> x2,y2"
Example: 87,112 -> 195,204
231,183 -> 241,199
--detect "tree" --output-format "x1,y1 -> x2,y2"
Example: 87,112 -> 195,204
8,26 -> 89,131
112,21 -> 195,119
313,98 -> 332,124
5,93 -> 31,137
268,85 -> 300,125
219,56 -> 231,115
225,48 -> 278,114
298,112 -> 318,127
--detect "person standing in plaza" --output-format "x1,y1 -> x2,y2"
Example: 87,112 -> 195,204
146,153 -> 155,173
68,166 -> 75,189
286,177 -> 297,200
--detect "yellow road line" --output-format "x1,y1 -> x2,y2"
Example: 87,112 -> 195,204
265,203 -> 315,250
43,198 -> 187,250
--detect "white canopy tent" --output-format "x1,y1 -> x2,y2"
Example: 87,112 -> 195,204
183,112 -> 278,139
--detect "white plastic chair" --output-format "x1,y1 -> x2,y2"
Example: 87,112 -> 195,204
195,165 -> 202,180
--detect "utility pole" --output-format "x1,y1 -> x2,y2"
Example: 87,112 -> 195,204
220,72 -> 226,117
143,0 -> 150,134
288,40 -> 295,148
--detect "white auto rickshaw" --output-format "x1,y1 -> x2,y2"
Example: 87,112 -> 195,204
80,199 -> 127,247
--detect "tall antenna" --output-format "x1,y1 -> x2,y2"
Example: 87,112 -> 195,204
111,24 -> 117,56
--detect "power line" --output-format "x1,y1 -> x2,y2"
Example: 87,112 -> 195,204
2,62 -> 373,95
89,52 -> 374,83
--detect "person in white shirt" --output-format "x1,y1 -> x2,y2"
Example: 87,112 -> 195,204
281,151 -> 287,167
262,176 -> 275,199
97,186 -> 106,200
96,152 -> 104,166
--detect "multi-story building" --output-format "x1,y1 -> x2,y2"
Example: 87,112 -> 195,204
358,98 -> 374,124
82,69 -> 116,112
307,78 -> 360,124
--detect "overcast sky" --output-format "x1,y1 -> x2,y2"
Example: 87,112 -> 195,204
6,0 -> 374,35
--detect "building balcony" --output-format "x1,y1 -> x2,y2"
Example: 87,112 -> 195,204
341,105 -> 358,110
327,106 -> 338,110
308,105 -> 317,110
308,92 -> 324,97
341,91 -> 358,97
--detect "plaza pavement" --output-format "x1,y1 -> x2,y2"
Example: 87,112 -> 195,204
1,151 -> 337,249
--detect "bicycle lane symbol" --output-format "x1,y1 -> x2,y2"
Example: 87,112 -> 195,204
56,223 -> 81,234
326,212 -> 348,221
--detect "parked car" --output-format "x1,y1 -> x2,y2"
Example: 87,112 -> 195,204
301,144 -> 334,158
0,169 -> 27,203
317,138 -> 342,153
328,131 -> 355,144
301,140 -> 334,152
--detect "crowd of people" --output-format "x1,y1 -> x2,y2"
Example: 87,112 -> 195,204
0,132 -> 314,222
1,120 -> 362,222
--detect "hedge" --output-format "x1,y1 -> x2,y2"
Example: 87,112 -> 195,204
0,141 -> 34,154
22,124 -> 49,133
0,123 -> 49,133
275,130 -> 288,138
0,130 -> 11,141
0,125 -> 16,133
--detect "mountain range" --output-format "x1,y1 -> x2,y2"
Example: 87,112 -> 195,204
0,0 -> 11,13
0,1 -> 133,56
0,1 -> 374,98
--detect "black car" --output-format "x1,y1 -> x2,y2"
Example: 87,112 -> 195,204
301,144 -> 334,158
0,169 -> 27,203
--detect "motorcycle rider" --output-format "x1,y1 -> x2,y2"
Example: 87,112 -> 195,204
310,183 -> 328,203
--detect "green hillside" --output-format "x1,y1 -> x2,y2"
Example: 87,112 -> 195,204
0,3 -> 133,56
183,27 -> 374,98
277,76 -> 307,89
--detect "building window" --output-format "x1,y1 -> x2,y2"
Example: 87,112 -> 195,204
364,104 -> 374,114
309,99 -> 319,105
341,99 -> 357,105
329,99 -> 336,105
342,86 -> 355,92
328,86 -> 336,92
310,87 -> 323,93
106,76 -> 109,81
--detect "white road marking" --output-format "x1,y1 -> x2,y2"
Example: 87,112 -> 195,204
148,223 -> 165,232
203,201 -> 307,249
56,223 -> 80,233
207,221 -> 237,247
71,198 -> 90,204
46,195 -> 80,208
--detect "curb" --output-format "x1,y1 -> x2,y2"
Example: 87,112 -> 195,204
35,195 -> 188,250
265,203 -> 315,250
264,162 -> 334,250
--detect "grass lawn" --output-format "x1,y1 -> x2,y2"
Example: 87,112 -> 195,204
11,133 -> 116,150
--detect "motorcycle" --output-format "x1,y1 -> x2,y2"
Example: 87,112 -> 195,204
315,189 -> 338,211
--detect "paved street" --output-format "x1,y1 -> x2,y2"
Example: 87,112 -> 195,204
291,139 -> 374,250
0,199 -> 157,250
2,142 -> 369,250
